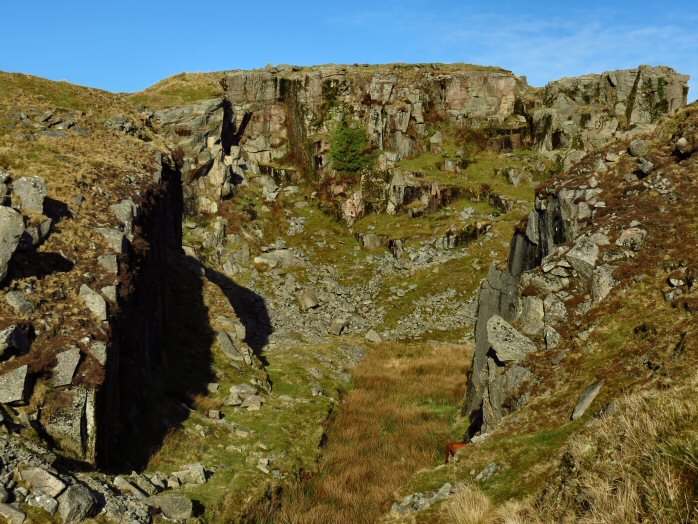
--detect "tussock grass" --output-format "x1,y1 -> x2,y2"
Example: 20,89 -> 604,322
272,341 -> 471,523
444,375 -> 698,524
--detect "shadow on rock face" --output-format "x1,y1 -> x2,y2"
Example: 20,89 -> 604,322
101,252 -> 272,472
204,266 -> 272,366
101,252 -> 217,472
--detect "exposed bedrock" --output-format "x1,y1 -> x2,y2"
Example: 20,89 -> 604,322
34,158 -> 184,468
462,183 -> 600,434
151,64 -> 688,221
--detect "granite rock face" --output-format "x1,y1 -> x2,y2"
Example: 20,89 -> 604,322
534,66 -> 689,154
156,64 -> 687,223
0,206 -> 24,282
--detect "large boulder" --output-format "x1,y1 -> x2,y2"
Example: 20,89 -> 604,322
18,467 -> 66,498
12,176 -> 47,214
215,331 -> 244,361
53,348 -> 81,387
486,315 -> 536,364
57,484 -> 98,523
0,207 -> 24,282
41,387 -> 96,461
296,289 -> 320,311
571,380 -> 604,420
566,236 -> 599,282
148,494 -> 193,521
592,265 -> 616,303
0,365 -> 27,403
79,285 -> 107,322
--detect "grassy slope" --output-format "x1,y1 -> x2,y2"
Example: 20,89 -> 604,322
125,72 -> 224,109
390,104 -> 698,523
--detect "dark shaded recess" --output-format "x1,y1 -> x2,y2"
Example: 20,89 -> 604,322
221,98 -> 250,154
7,251 -> 74,281
205,267 -> 272,365
43,197 -> 72,223
280,78 -> 316,180
96,163 -> 197,471
97,159 -> 273,471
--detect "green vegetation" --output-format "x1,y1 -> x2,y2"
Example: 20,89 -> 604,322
329,112 -> 374,174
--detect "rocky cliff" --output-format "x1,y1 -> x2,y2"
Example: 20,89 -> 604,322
0,63 -> 691,522
151,64 -> 688,225
463,101 -> 698,438
0,75 -> 185,470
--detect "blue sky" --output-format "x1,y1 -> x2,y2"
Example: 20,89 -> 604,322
1,1 -> 695,99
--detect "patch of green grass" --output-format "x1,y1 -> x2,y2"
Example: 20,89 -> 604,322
126,72 -> 224,109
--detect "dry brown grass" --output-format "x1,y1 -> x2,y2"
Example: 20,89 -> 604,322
191,393 -> 223,413
445,379 -> 698,524
271,341 -> 471,524
446,484 -> 494,524
445,374 -> 698,524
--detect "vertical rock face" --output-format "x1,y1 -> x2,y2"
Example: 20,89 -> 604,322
463,186 -> 575,435
533,66 -> 689,153
150,64 -> 687,224
152,98 -> 233,214
219,65 -> 530,183
32,156 -> 183,468
96,160 -> 183,468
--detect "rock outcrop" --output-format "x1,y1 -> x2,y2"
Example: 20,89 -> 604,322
153,64 -> 688,223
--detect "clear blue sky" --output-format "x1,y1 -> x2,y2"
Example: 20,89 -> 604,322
1,1 -> 695,99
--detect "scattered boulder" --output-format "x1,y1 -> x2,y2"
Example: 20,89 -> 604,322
216,331 -> 244,361
628,139 -> 647,157
12,176 -> 47,214
486,315 -> 536,363
79,285 -> 107,321
57,484 -> 97,523
475,462 -> 498,481
53,348 -> 81,387
615,227 -> 647,251
296,289 -> 320,311
0,325 -> 30,358
95,228 -> 126,253
109,199 -> 137,231
26,490 -> 58,514
566,236 -> 599,282
0,207 -> 25,281
545,327 -> 561,350
329,317 -> 348,336
520,296 -> 544,335
113,476 -> 144,498
230,383 -> 257,400
88,341 -> 107,366
0,365 -> 27,403
361,233 -> 384,250
97,254 -> 118,274
0,503 -> 25,524
253,249 -> 304,269
173,463 -> 207,485
4,291 -> 34,316
241,394 -> 263,411
18,467 -> 66,497
148,494 -> 193,521
365,329 -> 382,343
571,380 -> 604,420
592,265 -> 616,303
